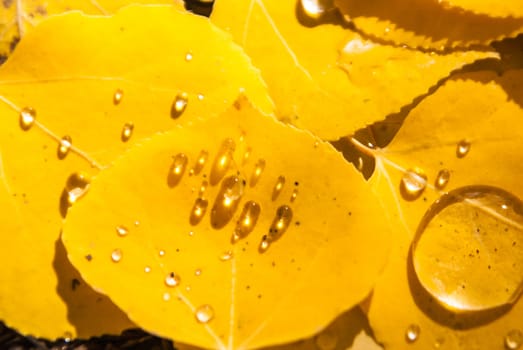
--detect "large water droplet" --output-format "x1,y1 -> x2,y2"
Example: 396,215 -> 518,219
505,329 -> 523,350
168,153 -> 188,187
300,0 -> 334,19
113,89 -> 123,105
64,172 -> 90,206
250,159 -> 266,187
272,176 -> 286,201
190,198 -> 208,225
456,139 -> 471,158
400,168 -> 427,200
210,138 -> 235,185
267,205 -> 293,243
233,201 -> 261,242
435,169 -> 450,190
121,122 -> 134,142
111,249 -> 122,262
191,150 -> 209,176
165,272 -> 181,287
412,186 -> 523,311
195,304 -> 214,324
116,225 -> 128,237
57,135 -> 72,159
405,324 -> 420,343
171,92 -> 188,119
19,107 -> 36,131
211,176 -> 244,229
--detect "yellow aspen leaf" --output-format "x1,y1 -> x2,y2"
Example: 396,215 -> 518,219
335,0 -> 523,49
0,5 -> 272,339
211,0 -> 495,140
350,70 -> 523,350
61,98 -> 392,350
436,0 -> 523,18
0,0 -> 185,57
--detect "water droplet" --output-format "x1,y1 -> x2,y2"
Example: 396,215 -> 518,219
412,185 -> 523,311
171,92 -> 188,119
19,107 -> 36,131
189,230 -> 194,236
290,189 -> 298,202
300,0 -> 334,19
199,180 -> 208,197
165,272 -> 181,287
400,168 -> 427,200
163,292 -> 171,301
57,135 -> 72,159
64,172 -> 90,206
434,337 -> 445,349
190,198 -> 209,225
456,139 -> 471,158
259,235 -> 271,253
159,250 -> 166,257
272,176 -> 286,201
220,251 -> 233,261
210,138 -> 235,185
144,266 -> 151,273
267,205 -> 293,242
195,304 -> 214,323
197,93 -> 205,101
242,147 -> 252,165
505,329 -> 523,350
233,201 -> 261,242
185,52 -> 193,62
113,89 -> 123,105
435,169 -> 450,190
116,225 -> 129,237
191,150 -> 209,176
405,324 -> 420,343
250,159 -> 266,187
315,331 -> 338,350
211,176 -> 244,229
134,220 -> 140,227
121,122 -> 134,142
111,249 -> 122,262
168,153 -> 188,187
63,331 -> 72,342
195,269 -> 202,276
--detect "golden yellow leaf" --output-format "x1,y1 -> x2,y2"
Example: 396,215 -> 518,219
0,5 -> 272,339
0,0 -> 184,57
437,0 -> 523,18
61,98 -> 391,350
335,0 -> 523,49
350,70 -> 523,349
211,0 -> 495,140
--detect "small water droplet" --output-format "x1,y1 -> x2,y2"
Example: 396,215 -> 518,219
242,147 -> 252,165
159,250 -> 166,257
195,269 -> 202,276
57,135 -> 72,159
197,93 -> 205,101
111,249 -> 122,262
400,168 -> 427,200
121,122 -> 134,142
412,186 -> 523,311
63,331 -> 72,342
144,266 -> 151,273
191,150 -> 209,176
171,92 -> 188,119
165,272 -> 181,287
190,198 -> 208,225
64,172 -> 90,206
405,324 -> 420,343
195,304 -> 214,323
233,201 -> 261,242
198,181 -> 208,197
134,220 -> 140,227
435,169 -> 450,190
505,329 -> 523,350
272,176 -> 286,200
259,235 -> 271,253
300,0 -> 334,19
267,205 -> 293,242
220,251 -> 233,261
211,175 -> 244,229
189,230 -> 194,236
456,139 -> 471,158
290,189 -> 298,202
168,153 -> 188,187
163,292 -> 171,301
185,285 -> 191,291
19,107 -> 36,131
116,225 -> 129,237
185,52 -> 193,62
113,89 -> 123,105
210,138 -> 235,185
250,159 -> 266,187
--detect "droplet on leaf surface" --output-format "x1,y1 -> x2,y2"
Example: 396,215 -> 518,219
19,107 -> 36,131
115,225 -> 128,237
272,176 -> 286,201
165,272 -> 181,287
113,89 -> 124,105
405,324 -> 420,343
400,168 -> 427,200
111,249 -> 122,262
192,150 -> 209,176
267,205 -> 293,242
300,0 -> 334,19
456,139 -> 471,158
190,198 -> 208,225
505,329 -> 523,350
435,169 -> 450,190
195,304 -> 214,324
233,200 -> 261,241
121,122 -> 134,142
210,175 -> 244,229
250,159 -> 266,187
412,186 -> 523,311
57,135 -> 72,159
210,138 -> 235,185
168,153 -> 188,187
64,172 -> 90,207
171,92 -> 188,119
185,52 -> 193,62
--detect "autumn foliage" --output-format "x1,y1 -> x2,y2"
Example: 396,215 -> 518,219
1,1 -> 523,350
